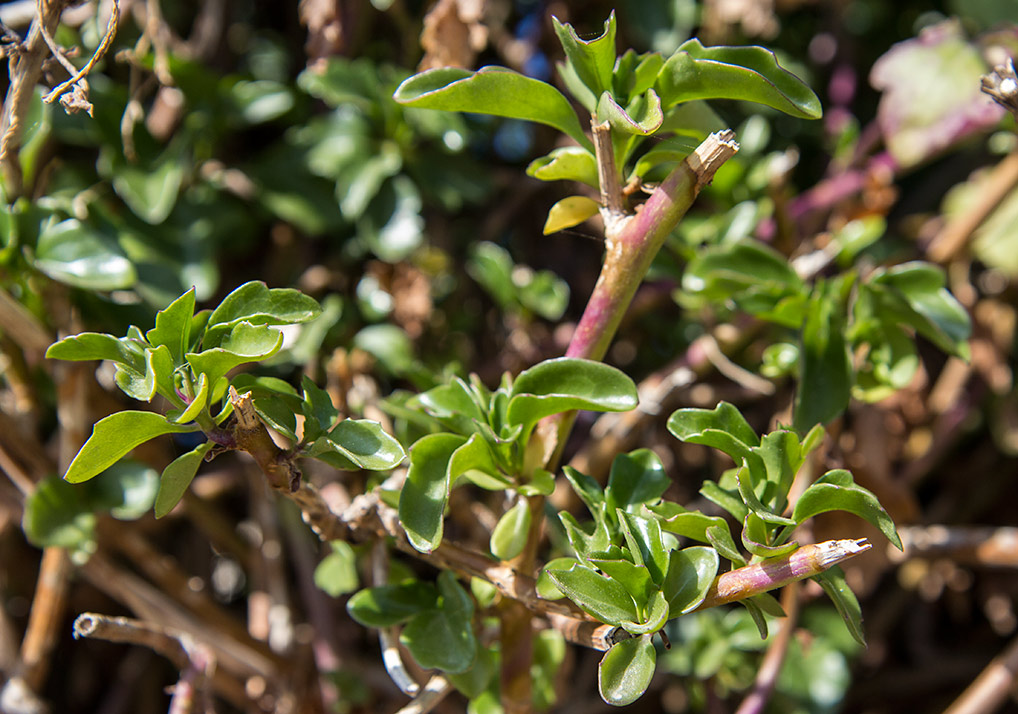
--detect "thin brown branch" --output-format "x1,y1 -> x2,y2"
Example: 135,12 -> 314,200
41,0 -> 120,109
592,120 -> 624,233
927,150 -> 1018,263
72,612 -> 212,682
0,0 -> 72,196
895,525 -> 1018,568
15,547 -> 72,691
73,612 -> 217,714
394,674 -> 453,714
943,633 -> 1018,714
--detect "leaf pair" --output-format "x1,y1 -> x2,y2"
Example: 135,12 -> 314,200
399,358 -> 638,553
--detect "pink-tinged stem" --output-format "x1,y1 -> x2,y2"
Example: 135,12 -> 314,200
566,130 -> 739,362
694,538 -> 871,611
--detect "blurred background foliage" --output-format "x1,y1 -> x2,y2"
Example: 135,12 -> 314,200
3,0 -> 1018,712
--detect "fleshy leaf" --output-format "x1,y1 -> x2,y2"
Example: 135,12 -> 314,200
596,90 -> 664,136
393,66 -> 591,149
656,38 -> 822,119
399,433 -> 466,552
35,218 -> 136,291
814,567 -> 866,645
507,358 -> 638,432
490,499 -> 532,561
46,333 -> 144,370
154,441 -> 213,518
792,469 -> 902,550
205,281 -> 322,342
552,13 -> 617,99
314,541 -> 359,597
543,196 -> 600,235
619,589 -> 669,635
401,571 -> 477,674
667,401 -> 759,462
587,558 -> 656,606
65,411 -> 197,484
793,282 -> 852,434
526,147 -> 599,188
146,288 -> 197,363
663,546 -> 719,615
186,322 -> 284,390
869,262 -> 971,359
347,581 -> 438,627
598,634 -> 656,706
545,562 -> 639,625
306,419 -> 405,471
606,449 -> 670,515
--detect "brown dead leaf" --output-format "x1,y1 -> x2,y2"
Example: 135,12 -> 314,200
418,0 -> 488,71
300,0 -> 344,64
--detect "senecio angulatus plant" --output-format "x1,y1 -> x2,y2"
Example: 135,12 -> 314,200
45,12 -> 970,712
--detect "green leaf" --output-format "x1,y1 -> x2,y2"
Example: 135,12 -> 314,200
563,466 -> 606,517
35,218 -> 136,291
596,90 -> 664,136
347,581 -> 438,627
416,376 -> 487,432
663,546 -> 719,615
793,284 -> 852,434
507,358 -> 638,431
399,433 -> 466,552
447,645 -> 497,699
401,571 -> 477,674
393,67 -> 591,149
656,39 -> 822,119
682,240 -> 805,315
617,511 -> 669,584
186,322 -> 284,389
614,50 -> 665,104
146,288 -> 196,363
543,195 -> 600,235
814,567 -> 866,645
305,419 -> 406,471
741,512 -> 798,558
706,523 -> 746,566
452,433 -> 509,490
560,511 -> 612,558
526,147 -> 599,188
46,333 -> 144,370
154,441 -> 213,518
90,461 -> 160,520
792,469 -> 902,550
870,262 -> 971,358
552,12 -> 617,99
173,373 -> 209,424
620,589 -> 669,635
654,504 -> 739,552
545,562 -> 639,625
537,557 -> 582,599
597,634 -> 656,706
606,449 -> 670,515
753,430 -> 802,509
667,401 -> 759,463
700,480 -> 750,524
735,469 -> 797,527
111,150 -> 185,224
23,475 -> 97,555
205,281 -> 322,339
490,499 -> 531,561
587,558 -> 656,606
300,376 -> 339,443
65,411 -> 197,484
314,541 -> 359,597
